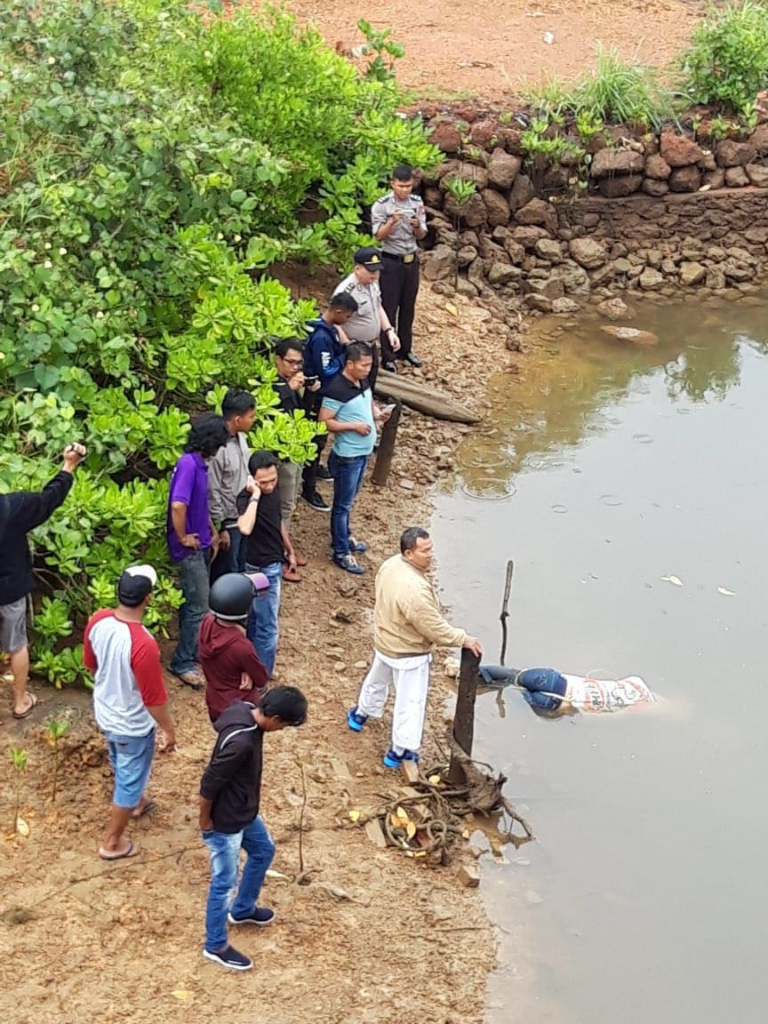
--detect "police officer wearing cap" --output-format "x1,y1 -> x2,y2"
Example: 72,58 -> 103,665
333,246 -> 399,387
371,164 -> 427,371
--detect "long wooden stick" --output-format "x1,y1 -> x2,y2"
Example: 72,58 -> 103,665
499,559 -> 514,667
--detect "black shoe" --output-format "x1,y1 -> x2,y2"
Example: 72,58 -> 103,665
402,352 -> 422,368
316,464 -> 333,481
203,945 -> 253,971
382,360 -> 398,373
302,491 -> 331,512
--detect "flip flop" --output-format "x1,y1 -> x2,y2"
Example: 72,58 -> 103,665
99,841 -> 140,861
172,670 -> 204,691
12,692 -> 39,719
131,800 -> 157,820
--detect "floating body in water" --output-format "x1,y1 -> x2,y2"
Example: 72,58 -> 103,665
479,665 -> 657,716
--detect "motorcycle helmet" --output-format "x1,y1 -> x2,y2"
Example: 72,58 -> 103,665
209,573 -> 263,622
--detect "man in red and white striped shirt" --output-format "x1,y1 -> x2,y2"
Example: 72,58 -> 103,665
83,565 -> 177,861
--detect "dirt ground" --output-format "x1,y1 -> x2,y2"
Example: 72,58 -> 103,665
0,288 -> 523,1024
280,0 -> 709,99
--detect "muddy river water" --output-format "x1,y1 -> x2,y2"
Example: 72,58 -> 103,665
432,299 -> 768,1024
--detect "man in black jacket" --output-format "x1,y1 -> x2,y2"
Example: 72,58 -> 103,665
0,443 -> 86,720
199,685 -> 308,971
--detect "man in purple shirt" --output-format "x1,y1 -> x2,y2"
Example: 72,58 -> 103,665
168,415 -> 229,689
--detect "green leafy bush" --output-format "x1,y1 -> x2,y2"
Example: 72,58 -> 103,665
0,0 -> 437,683
681,0 -> 768,116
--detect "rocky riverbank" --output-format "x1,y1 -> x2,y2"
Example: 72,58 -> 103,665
415,104 -> 768,316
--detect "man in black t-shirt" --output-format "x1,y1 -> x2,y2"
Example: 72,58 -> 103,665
235,451 -> 298,677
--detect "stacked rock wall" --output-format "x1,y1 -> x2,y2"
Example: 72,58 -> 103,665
419,109 -> 768,310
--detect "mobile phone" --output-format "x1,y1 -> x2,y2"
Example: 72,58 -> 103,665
303,375 -> 319,383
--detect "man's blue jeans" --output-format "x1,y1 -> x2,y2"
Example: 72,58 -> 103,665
209,525 -> 246,585
202,815 -> 275,952
245,560 -> 282,677
328,452 -> 369,559
170,549 -> 210,675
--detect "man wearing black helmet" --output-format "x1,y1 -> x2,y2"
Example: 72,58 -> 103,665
199,573 -> 269,723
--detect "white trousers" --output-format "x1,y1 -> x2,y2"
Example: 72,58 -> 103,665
356,650 -> 432,753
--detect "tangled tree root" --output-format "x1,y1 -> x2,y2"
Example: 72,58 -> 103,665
354,740 -> 534,866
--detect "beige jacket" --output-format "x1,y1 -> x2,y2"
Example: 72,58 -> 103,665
373,554 -> 467,657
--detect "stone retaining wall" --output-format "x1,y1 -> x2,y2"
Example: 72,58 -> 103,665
418,107 -> 768,312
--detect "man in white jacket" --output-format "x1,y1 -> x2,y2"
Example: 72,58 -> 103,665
347,527 -> 482,768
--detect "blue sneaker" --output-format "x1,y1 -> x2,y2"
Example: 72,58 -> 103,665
383,748 -> 404,769
228,906 -> 275,926
403,750 -> 420,763
349,537 -> 368,553
333,554 -> 365,575
347,706 -> 368,732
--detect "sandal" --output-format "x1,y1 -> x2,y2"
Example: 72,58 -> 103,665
131,800 -> 157,820
99,840 -> 140,861
12,692 -> 39,720
282,566 -> 302,583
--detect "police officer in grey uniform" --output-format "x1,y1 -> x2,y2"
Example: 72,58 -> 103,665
333,246 -> 399,390
371,164 -> 427,371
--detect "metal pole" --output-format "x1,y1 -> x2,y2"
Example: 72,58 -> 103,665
371,399 -> 402,487
448,648 -> 481,784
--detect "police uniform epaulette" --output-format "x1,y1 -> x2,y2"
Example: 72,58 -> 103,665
343,280 -> 356,292
373,194 -> 392,205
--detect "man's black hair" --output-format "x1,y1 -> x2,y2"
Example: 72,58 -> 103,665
393,163 -> 414,181
329,292 -> 359,313
400,526 -> 430,554
274,338 -> 304,359
248,449 -> 279,475
221,389 -> 256,420
346,340 -> 373,362
260,685 -> 308,726
185,414 -> 230,458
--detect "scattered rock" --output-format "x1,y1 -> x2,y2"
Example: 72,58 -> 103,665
569,237 -> 607,270
722,260 -> 752,283
524,294 -> 553,313
535,238 -> 563,262
429,118 -> 462,154
725,166 -> 749,188
336,579 -> 358,598
715,139 -> 755,168
644,153 -> 672,180
481,188 -> 511,227
660,131 -> 704,167
590,149 -> 644,178
702,169 -> 725,190
512,225 -> 550,249
457,245 -> 478,268
599,174 -> 643,197
679,261 -> 706,286
668,166 -> 701,193
597,297 -> 634,320
508,173 -> 536,212
706,266 -> 726,290
456,863 -> 481,888
422,244 -> 457,282
487,148 -> 522,190
642,179 -> 669,197
364,818 -> 388,850
487,262 -> 522,286
638,267 -> 664,290
399,478 -> 416,490
528,277 -> 564,301
444,191 -> 487,228
552,296 -> 580,314
440,161 -> 489,192
745,163 -> 768,187
600,325 -> 660,345
515,198 -> 557,232
553,261 -> 590,295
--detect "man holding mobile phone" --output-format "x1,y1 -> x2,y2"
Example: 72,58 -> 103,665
371,164 -> 427,372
